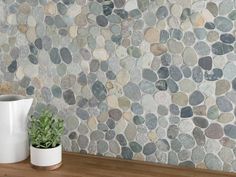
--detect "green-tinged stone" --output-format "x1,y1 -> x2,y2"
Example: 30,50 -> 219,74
129,141 -> 142,153
228,10 -> 236,20
127,46 -> 142,58
207,105 -> 219,120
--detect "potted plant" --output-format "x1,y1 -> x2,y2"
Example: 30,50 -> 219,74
28,110 -> 64,170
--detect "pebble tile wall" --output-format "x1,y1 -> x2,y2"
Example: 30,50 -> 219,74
1,0 -> 236,172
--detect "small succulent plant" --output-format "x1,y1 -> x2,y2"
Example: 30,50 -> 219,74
28,110 -> 64,149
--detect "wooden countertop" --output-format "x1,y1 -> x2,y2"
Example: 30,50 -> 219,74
0,152 -> 236,177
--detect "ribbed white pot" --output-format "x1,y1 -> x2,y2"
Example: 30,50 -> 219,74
30,144 -> 62,170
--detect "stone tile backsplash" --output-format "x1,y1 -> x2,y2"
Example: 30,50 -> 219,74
1,0 -> 236,172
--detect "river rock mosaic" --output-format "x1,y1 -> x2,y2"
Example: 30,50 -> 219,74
1,0 -> 236,173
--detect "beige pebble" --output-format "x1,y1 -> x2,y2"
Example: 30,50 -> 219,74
107,95 -> 119,108
26,27 -> 37,43
27,16 -> 36,27
190,12 -> 205,27
19,2 -> 31,15
171,4 -> 182,17
148,131 -> 158,142
172,92 -> 188,106
144,27 -> 160,43
179,79 -> 196,93
7,14 -> 17,25
88,117 -> 97,130
93,48 -> 109,61
18,24 -> 28,33
67,4 -> 81,17
150,43 -> 167,56
44,2 -> 56,15
123,111 -> 133,121
69,26 -> 78,38
116,69 -> 130,86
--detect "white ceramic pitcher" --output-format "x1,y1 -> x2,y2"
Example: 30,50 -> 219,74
0,95 -> 33,163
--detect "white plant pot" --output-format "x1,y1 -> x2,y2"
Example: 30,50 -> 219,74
30,144 -> 62,170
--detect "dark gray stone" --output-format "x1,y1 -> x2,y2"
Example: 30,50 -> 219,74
123,82 -> 141,101
205,68 -> 223,81
114,0 -> 125,8
224,125 -> 236,139
34,38 -> 42,49
160,30 -> 169,43
133,115 -> 145,125
192,66 -> 203,83
169,104 -> 179,115
161,53 -> 171,66
92,81 -> 107,101
171,139 -> 182,153
180,106 -> 193,118
198,56 -> 212,70
116,134 -> 127,146
105,130 -> 116,140
109,109 -> 122,121
169,65 -> 183,81
145,113 -> 157,130
181,65 -> 191,78
51,85 -> 62,98
77,72 -> 87,86
220,33 -> 235,44
212,42 -> 234,55
157,67 -> 169,79
167,78 -> 179,93
114,9 -> 128,19
106,119 -> 115,129
156,6 -> 168,19
193,117 -> 209,128
50,48 -> 61,64
156,139 -> 170,152
96,15 -> 108,27
78,135 -> 89,149
179,133 -> 195,149
41,87 -> 52,103
155,80 -> 167,91
205,22 -> 215,29
121,147 -> 133,159
216,96 -> 233,112
193,127 -> 206,146
179,161 -> 195,168
57,2 -> 67,15
76,108 -> 90,120
62,0 -> 75,5
233,78 -> 236,91
106,71 -> 116,80
142,68 -> 157,82
167,125 -> 179,139
131,102 -> 143,115
103,0 -> 114,16
139,80 -> 156,94
129,142 -> 142,153
8,60 -> 17,73
54,15 -> 67,28
143,142 -> 156,155
189,91 -> 204,106
60,47 -> 72,64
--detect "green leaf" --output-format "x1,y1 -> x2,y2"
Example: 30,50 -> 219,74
28,109 -> 64,148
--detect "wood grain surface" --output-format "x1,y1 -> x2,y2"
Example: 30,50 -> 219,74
0,152 -> 236,177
